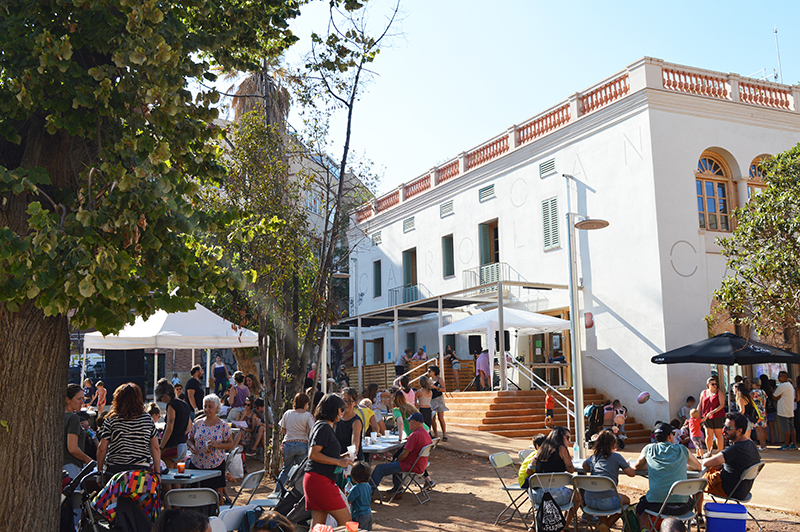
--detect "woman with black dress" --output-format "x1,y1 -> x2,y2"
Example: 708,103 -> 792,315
304,394 -> 354,528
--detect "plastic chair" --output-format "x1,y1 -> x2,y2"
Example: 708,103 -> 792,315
218,504 -> 259,532
527,472 -> 575,532
489,452 -> 529,528
386,442 -> 435,505
643,478 -> 707,532
209,516 -> 226,532
164,487 -> 220,516
709,461 -> 765,531
519,449 -> 534,461
219,469 -> 265,511
572,475 -> 622,531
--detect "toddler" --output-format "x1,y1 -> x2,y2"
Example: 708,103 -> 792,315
612,400 -> 627,436
544,389 -> 555,428
347,462 -> 373,530
679,396 -> 696,423
685,408 -> 705,457
93,381 -> 107,413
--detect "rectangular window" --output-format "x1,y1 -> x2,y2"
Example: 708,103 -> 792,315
542,197 -> 560,250
373,261 -> 381,297
406,332 -> 417,353
697,179 -> 729,231
442,235 -> 455,278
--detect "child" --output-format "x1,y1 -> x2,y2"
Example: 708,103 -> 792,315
93,381 -> 107,413
416,376 -> 433,428
581,430 -> 636,529
519,433 -> 547,488
347,462 -> 373,530
679,396 -> 696,423
685,408 -> 705,457
83,378 -> 95,407
147,402 -> 161,423
544,389 -> 555,428
612,399 -> 627,436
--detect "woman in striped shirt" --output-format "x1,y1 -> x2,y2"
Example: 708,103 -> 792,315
96,382 -> 160,477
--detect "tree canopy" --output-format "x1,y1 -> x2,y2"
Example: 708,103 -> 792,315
713,144 -> 800,343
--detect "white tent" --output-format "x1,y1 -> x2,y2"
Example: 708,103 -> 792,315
438,306 -> 569,390
84,303 -> 259,395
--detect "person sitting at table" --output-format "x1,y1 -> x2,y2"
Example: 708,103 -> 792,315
633,421 -> 702,530
187,393 -> 235,503
358,398 -> 382,437
698,412 -> 760,507
528,426 -> 576,529
227,371 -> 250,422
370,412 -> 432,500
392,389 -> 420,439
363,383 -> 386,435
519,433 -> 547,488
96,382 -> 160,478
581,430 -> 636,530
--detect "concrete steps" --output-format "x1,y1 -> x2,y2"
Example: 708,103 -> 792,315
443,389 -> 651,444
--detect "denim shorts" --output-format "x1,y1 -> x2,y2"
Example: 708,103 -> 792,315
584,495 -> 621,511
531,486 -> 572,507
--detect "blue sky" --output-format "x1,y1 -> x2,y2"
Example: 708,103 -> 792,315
278,1 -> 800,195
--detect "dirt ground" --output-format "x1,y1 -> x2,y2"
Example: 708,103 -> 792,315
245,449 -> 800,532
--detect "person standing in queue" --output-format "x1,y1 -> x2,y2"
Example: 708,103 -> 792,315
304,394 -> 354,529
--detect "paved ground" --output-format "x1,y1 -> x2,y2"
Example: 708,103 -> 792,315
437,425 -> 800,516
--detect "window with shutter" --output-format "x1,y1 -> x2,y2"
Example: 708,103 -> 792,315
373,261 -> 381,297
442,235 -> 454,278
478,184 -> 495,202
478,223 -> 491,265
440,200 -> 454,218
403,217 -> 415,233
539,159 -> 556,178
542,197 -> 560,250
372,231 -> 382,245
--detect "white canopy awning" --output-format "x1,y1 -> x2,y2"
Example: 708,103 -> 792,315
84,303 -> 259,350
438,306 -> 569,336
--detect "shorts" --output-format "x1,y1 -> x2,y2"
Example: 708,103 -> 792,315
703,469 -> 728,498
419,407 -> 433,428
584,495 -> 622,512
704,417 -> 725,430
394,365 -> 406,377
162,443 -> 187,461
452,362 -> 461,370
778,415 -> 794,432
353,512 -> 373,531
636,495 -> 694,516
304,471 -> 347,512
767,412 -> 777,422
198,461 -> 226,490
431,396 -> 449,414
531,486 -> 572,507
691,436 -> 706,450
545,409 -> 554,418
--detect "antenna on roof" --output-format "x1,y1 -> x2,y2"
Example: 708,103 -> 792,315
774,25 -> 783,84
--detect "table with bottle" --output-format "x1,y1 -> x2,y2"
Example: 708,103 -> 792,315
361,432 -> 405,465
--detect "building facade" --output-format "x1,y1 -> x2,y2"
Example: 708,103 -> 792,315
346,57 -> 800,425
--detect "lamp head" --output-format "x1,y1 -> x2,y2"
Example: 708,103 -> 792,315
574,218 -> 609,230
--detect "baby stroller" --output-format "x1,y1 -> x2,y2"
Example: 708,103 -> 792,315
584,404 -> 604,448
273,459 -> 311,531
79,469 -> 161,532
61,461 -> 98,532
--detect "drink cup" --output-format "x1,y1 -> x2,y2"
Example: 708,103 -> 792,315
370,431 -> 378,442
177,461 -> 185,474
346,521 -> 359,532
347,444 -> 356,458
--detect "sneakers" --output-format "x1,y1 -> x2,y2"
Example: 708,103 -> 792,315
779,445 -> 791,450
789,444 -> 798,450
424,480 -> 436,491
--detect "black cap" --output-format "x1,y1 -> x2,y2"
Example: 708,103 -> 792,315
653,422 -> 672,434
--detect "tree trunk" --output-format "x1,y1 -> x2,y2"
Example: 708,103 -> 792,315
232,347 -> 259,380
0,300 -> 70,529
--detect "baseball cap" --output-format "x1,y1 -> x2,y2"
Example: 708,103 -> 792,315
653,422 -> 672,434
409,412 -> 424,423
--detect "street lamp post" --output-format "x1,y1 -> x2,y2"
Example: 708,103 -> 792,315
564,174 -> 608,458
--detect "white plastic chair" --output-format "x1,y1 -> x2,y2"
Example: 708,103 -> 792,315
519,448 -> 534,461
489,452 -> 529,527
386,442 -> 435,505
527,472 -> 575,532
219,469 -> 265,511
644,478 -> 707,532
209,516 -> 226,532
572,475 -> 622,531
218,504 -> 259,532
164,487 -> 220,516
709,461 -> 765,531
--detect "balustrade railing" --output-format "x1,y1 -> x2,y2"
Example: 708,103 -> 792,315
353,60 -> 798,224
739,81 -> 791,110
388,283 -> 430,306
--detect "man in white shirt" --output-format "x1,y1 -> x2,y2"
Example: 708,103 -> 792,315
773,371 -> 797,450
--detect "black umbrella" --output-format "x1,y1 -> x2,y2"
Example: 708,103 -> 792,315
651,332 -> 800,366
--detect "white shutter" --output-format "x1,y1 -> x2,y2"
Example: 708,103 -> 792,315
542,197 -> 560,250
539,159 -> 556,178
403,217 -> 415,233
440,200 -> 454,218
372,231 -> 382,245
478,184 -> 495,202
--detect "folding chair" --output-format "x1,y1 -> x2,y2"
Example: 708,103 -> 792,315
164,487 -> 220,516
386,442 -> 435,505
709,461 -> 765,531
527,472 -> 575,532
572,475 -> 622,531
209,516 -> 226,532
643,478 -> 707,532
220,469 -> 266,511
218,504 -> 259,532
519,449 -> 534,461
489,452 -> 530,528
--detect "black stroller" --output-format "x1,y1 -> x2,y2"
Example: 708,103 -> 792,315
272,458 -> 312,531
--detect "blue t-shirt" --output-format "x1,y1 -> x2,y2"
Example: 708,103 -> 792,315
644,442 -> 689,503
347,482 -> 373,518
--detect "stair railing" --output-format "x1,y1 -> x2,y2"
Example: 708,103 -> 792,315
586,354 -> 667,403
506,357 -> 575,432
393,357 -> 438,387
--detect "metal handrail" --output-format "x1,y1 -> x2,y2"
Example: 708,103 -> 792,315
393,357 -> 438,387
506,357 -> 575,431
586,354 -> 667,403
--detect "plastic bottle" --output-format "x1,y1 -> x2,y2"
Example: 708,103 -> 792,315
573,441 -> 580,456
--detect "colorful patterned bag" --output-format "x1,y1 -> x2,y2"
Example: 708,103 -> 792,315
92,469 -> 160,522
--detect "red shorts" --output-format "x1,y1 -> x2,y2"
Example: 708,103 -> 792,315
303,471 -> 347,512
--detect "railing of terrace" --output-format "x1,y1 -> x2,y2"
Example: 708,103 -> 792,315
436,159 -> 460,184
739,81 -> 791,110
662,67 -> 728,99
375,190 -> 400,213
582,74 -> 630,114
518,103 -> 571,145
466,134 -> 509,170
404,173 -> 431,199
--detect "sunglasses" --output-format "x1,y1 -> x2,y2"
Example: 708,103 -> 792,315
254,519 -> 290,532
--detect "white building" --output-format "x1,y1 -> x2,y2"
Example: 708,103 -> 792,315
345,57 -> 800,426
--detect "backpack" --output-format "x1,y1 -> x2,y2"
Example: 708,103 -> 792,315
536,491 -> 566,532
743,399 -> 761,424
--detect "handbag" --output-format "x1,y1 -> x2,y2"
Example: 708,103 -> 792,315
536,491 -> 566,532
621,505 -> 641,532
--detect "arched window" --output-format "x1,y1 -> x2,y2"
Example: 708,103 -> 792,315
747,157 -> 767,200
696,154 -> 732,231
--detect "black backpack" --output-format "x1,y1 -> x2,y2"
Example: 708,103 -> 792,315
536,491 -> 566,532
